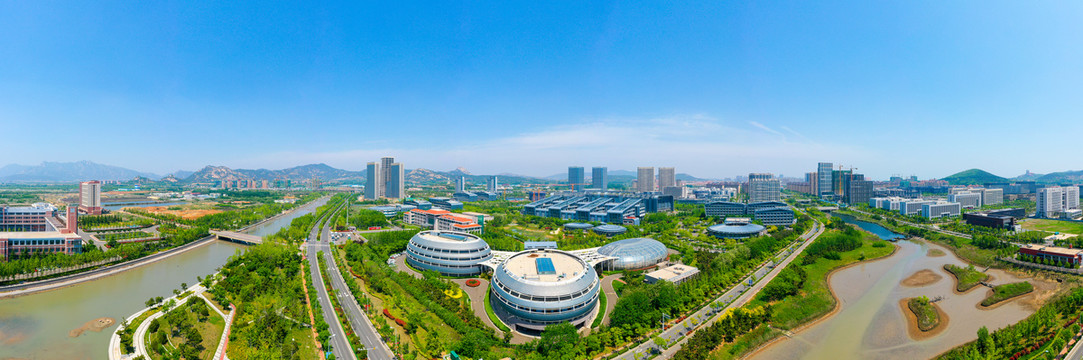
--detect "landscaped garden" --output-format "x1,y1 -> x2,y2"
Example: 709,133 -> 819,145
944,264 -> 989,292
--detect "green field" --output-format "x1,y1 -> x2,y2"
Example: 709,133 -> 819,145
1020,219 -> 1083,235
981,282 -> 1034,307
944,264 -> 989,292
907,297 -> 939,331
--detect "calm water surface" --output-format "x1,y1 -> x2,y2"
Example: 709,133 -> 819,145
0,197 -> 326,360
752,215 -> 1043,360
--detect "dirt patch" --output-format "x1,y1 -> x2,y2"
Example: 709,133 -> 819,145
900,299 -> 949,340
901,269 -> 942,287
68,317 -> 115,338
137,206 -> 222,220
0,329 -> 28,345
927,249 -> 946,257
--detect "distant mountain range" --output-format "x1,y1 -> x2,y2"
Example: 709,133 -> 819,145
0,161 -> 160,183
940,168 -> 1083,186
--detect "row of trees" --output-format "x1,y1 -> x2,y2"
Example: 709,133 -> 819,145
207,244 -> 309,359
940,287 -> 1083,359
671,306 -> 770,360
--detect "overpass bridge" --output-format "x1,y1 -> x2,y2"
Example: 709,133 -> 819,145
211,230 -> 263,245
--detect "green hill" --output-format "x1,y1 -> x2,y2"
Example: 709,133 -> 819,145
941,169 -> 1008,185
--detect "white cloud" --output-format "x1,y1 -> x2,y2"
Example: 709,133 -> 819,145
239,115 -> 874,178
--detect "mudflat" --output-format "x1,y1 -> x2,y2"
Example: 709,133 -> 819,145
68,317 -> 115,337
901,269 -> 942,287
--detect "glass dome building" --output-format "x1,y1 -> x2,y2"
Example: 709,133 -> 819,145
490,249 -> 600,332
592,224 -> 627,237
564,222 -> 594,230
596,238 -> 668,270
707,223 -> 767,239
405,230 -> 492,276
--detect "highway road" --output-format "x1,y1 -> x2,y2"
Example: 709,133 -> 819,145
306,202 -> 356,360
317,205 -> 395,360
615,219 -> 825,360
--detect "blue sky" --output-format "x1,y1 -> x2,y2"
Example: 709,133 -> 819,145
1,1 -> 1081,180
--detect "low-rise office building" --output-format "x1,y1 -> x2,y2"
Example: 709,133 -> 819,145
921,202 -> 961,219
645,264 -> 700,285
520,191 -> 673,224
1,204 -> 81,261
428,197 -> 464,211
948,192 -> 982,209
1018,244 -> 1083,267
704,201 -> 795,226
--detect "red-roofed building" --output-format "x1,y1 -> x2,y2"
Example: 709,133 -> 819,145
404,209 -> 482,234
404,208 -> 451,228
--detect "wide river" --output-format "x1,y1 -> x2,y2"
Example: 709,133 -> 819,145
0,197 -> 327,360
750,212 -> 1052,360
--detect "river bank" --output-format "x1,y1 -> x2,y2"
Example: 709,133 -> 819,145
748,238 -> 1056,360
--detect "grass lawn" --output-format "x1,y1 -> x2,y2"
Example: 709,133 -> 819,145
907,297 -> 939,331
592,285 -> 608,328
484,288 -> 512,332
291,328 -> 321,360
1020,218 -> 1083,235
944,264 -> 989,292
766,232 -> 895,330
981,282 -> 1034,307
507,224 -> 556,241
708,324 -> 781,360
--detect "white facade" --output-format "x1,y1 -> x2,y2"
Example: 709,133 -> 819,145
637,167 -> 655,192
658,167 -> 676,189
981,188 -> 1003,206
948,192 -> 982,208
1038,186 -> 1081,218
922,202 -> 961,219
79,181 -> 101,208
748,173 -> 781,203
899,199 -> 935,216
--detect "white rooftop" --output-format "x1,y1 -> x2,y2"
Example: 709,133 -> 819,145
502,251 -> 585,283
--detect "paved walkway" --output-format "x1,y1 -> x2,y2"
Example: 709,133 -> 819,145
110,284 -> 207,360
394,255 -> 422,279
599,274 -> 624,327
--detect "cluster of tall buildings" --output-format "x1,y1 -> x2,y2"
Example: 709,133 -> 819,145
635,167 -> 676,193
365,156 -> 406,200
788,162 -> 872,205
567,166 -> 609,191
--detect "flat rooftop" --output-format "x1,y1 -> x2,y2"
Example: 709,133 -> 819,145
416,231 -> 481,243
646,264 -> 700,282
1022,244 -> 1083,257
503,251 -> 586,283
0,231 -> 81,240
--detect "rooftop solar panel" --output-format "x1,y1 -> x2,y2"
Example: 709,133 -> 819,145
536,257 -> 556,275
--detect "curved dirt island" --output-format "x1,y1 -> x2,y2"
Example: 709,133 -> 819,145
69,317 -> 115,337
750,240 -> 1057,360
900,298 -> 948,340
901,269 -> 942,287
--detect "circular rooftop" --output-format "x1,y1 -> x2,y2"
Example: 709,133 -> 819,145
593,224 -> 627,236
596,238 -> 668,270
406,230 -> 491,276
564,222 -> 594,230
708,223 -> 766,238
491,249 -> 600,330
500,250 -> 587,283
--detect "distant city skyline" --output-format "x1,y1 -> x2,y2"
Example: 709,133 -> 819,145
2,2 -> 1081,179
